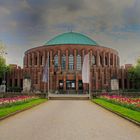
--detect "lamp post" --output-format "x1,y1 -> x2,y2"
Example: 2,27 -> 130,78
0,41 -> 7,93
3,52 -> 8,92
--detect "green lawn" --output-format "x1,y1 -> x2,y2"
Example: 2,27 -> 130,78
0,98 -> 47,119
92,99 -> 140,123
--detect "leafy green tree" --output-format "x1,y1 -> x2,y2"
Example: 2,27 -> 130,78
0,42 -> 10,82
0,56 -> 10,78
128,58 -> 140,89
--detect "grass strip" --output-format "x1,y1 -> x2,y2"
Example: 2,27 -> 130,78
0,98 -> 47,119
92,99 -> 140,123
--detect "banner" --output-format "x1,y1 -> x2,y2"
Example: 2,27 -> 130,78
82,53 -> 89,83
42,62 -> 48,83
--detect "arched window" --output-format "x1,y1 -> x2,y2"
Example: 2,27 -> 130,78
77,54 -> 81,70
69,54 -> 74,70
92,55 -> 96,65
61,54 -> 66,70
54,54 -> 58,67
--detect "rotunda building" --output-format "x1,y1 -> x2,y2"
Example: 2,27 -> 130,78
23,32 -> 119,92
7,32 -> 131,93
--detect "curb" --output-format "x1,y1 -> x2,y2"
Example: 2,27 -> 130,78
0,100 -> 47,121
92,100 -> 140,127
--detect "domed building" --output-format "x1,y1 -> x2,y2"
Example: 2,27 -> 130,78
7,32 -> 132,93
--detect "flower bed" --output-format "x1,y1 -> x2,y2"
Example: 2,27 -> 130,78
99,95 -> 140,112
0,96 -> 38,108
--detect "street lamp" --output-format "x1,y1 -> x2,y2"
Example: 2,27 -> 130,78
2,52 -> 8,92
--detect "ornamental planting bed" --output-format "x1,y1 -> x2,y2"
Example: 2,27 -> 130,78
0,96 -> 47,119
99,95 -> 140,112
0,96 -> 38,107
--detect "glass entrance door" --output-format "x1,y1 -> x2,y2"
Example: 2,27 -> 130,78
66,80 -> 76,90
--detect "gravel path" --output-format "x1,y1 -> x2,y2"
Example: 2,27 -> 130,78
0,100 -> 140,140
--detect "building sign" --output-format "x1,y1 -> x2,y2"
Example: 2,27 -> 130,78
111,79 -> 119,91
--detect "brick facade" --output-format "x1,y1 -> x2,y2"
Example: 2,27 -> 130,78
7,44 -> 132,92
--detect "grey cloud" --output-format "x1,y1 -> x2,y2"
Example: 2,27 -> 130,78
0,0 -> 140,66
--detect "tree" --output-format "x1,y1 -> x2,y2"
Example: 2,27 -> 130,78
128,58 -> 140,89
0,41 -> 10,83
0,56 -> 6,77
0,40 -> 6,56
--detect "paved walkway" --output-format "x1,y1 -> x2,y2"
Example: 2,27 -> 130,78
0,100 -> 140,140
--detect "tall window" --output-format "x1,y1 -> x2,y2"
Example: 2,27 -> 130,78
61,54 -> 66,70
91,55 -> 96,65
35,55 -> 37,65
77,54 -> 81,70
40,55 -> 43,65
54,54 -> 58,67
100,55 -> 102,66
69,54 -> 74,70
30,57 -> 32,66
105,56 -> 108,65
110,54 -> 113,65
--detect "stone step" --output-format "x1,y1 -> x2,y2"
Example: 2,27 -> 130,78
48,94 -> 90,100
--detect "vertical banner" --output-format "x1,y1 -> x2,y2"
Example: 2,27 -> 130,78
82,53 -> 89,83
42,63 -> 48,83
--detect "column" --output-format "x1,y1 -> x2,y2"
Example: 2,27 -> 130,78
101,71 -> 104,89
58,50 -> 61,69
117,56 -> 120,66
114,55 -> 116,67
121,67 -> 125,90
89,50 -> 92,66
25,55 -> 28,68
96,50 -> 100,67
112,54 -> 115,67
42,50 -> 46,66
56,74 -> 59,90
82,49 -> 85,64
95,71 -> 98,90
103,51 -> 105,66
90,70 -> 93,91
76,74 -> 78,91
108,52 -> 110,67
23,55 -> 27,67
32,52 -> 34,67
37,51 -> 40,67
92,66 -> 96,90
38,71 -> 41,91
66,50 -> 69,71
63,74 -> 66,91
50,50 -> 53,67
28,53 -> 31,67
74,49 -> 77,70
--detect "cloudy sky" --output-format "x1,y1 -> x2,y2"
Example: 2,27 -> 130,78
0,0 -> 140,67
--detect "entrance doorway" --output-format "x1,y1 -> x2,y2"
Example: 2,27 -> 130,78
66,80 -> 76,90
